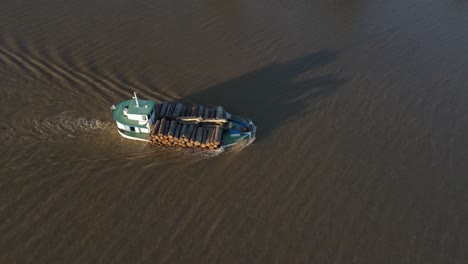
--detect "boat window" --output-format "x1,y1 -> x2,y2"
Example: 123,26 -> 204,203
130,127 -> 135,132
142,115 -> 147,120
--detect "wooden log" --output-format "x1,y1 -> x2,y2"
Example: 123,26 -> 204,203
215,106 -> 225,119
205,127 -> 213,145
158,103 -> 165,117
183,107 -> 191,117
165,104 -> 172,117
154,103 -> 162,118
171,104 -> 179,117
180,107 -> 186,117
206,127 -> 214,145
177,105 -> 183,117
198,105 -> 205,117
189,127 -> 197,143
157,118 -> 166,137
203,108 -> 210,119
180,123 -> 188,139
194,127 -> 203,146
152,119 -> 161,136
201,128 -> 209,145
186,124 -> 196,142
163,119 -> 171,138
209,108 -> 216,119
174,124 -> 182,139
203,128 -> 209,145
214,126 -> 223,145
203,129 -> 210,147
200,124 -> 219,128
159,102 -> 169,117
211,127 -> 217,145
172,104 -> 180,117
190,105 -> 198,116
172,103 -> 184,117
154,103 -> 162,113
168,120 -> 177,138
165,104 -> 173,117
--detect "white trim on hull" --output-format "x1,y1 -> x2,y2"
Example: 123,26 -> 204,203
117,129 -> 149,142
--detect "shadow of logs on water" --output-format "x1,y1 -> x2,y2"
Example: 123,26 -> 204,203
187,50 -> 347,142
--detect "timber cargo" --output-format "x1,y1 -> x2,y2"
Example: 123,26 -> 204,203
111,93 -> 255,151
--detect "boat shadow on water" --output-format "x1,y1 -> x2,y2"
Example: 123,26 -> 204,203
187,50 -> 348,143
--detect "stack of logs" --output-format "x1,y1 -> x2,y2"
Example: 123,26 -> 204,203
148,118 -> 223,150
156,102 -> 226,120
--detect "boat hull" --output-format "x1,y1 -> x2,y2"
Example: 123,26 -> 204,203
112,98 -> 255,152
117,129 -> 150,142
116,120 -> 255,152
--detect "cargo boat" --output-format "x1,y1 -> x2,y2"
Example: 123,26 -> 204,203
112,93 -> 255,151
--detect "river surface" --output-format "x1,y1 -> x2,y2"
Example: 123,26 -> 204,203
1,0 -> 468,263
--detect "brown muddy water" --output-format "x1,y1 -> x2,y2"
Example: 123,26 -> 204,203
1,0 -> 468,263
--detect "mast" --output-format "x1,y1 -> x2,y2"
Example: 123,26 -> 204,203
133,91 -> 139,107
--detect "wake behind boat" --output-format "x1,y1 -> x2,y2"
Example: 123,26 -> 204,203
112,93 -> 255,151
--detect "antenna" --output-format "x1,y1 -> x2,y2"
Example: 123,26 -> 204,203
133,92 -> 139,107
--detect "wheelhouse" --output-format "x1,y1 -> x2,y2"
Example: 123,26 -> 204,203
112,98 -> 156,135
